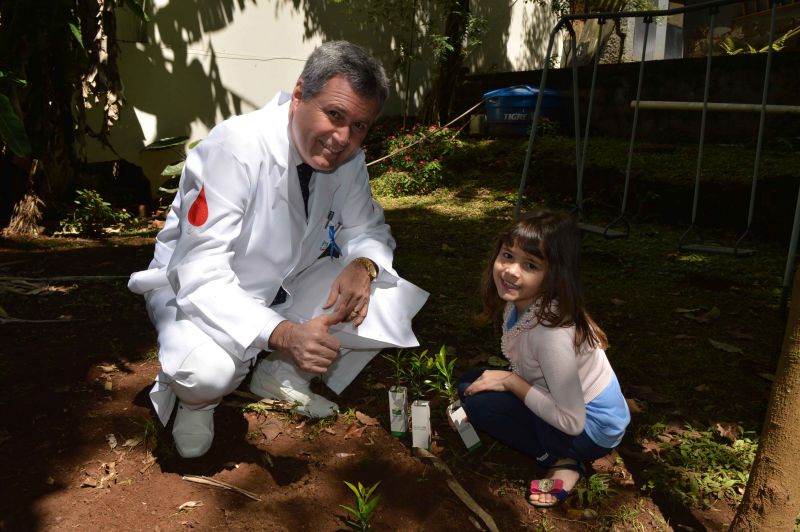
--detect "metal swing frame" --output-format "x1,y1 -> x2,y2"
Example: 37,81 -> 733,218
515,0 -> 777,247
513,0 -> 800,304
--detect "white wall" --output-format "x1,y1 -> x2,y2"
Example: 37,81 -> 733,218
89,0 -> 560,191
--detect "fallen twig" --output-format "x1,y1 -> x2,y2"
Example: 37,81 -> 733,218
413,447 -> 499,532
1,316 -> 82,324
181,474 -> 261,501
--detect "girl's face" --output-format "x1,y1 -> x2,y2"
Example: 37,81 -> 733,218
493,241 -> 548,314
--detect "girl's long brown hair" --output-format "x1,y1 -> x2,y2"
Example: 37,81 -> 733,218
480,209 -> 608,352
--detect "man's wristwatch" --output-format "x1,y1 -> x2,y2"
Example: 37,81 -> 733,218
352,257 -> 378,282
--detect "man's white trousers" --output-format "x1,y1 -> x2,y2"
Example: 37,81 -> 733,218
144,259 -> 428,425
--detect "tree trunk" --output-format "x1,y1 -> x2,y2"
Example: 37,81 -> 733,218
418,0 -> 469,125
729,269 -> 800,530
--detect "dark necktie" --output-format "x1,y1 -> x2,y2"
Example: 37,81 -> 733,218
272,163 -> 314,307
297,163 -> 313,218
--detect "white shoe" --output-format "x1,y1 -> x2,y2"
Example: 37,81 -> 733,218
250,360 -> 339,419
172,403 -> 214,458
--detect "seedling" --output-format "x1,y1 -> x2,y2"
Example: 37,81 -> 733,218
134,416 -> 159,451
573,473 -> 616,507
340,480 -> 381,531
406,348 -> 436,399
381,350 -> 407,385
428,345 -> 481,451
383,350 -> 409,436
338,407 -> 359,424
429,345 -> 457,403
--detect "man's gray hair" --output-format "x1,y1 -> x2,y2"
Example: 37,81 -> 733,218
299,41 -> 389,110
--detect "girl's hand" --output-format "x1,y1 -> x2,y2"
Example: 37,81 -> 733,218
464,370 -> 514,395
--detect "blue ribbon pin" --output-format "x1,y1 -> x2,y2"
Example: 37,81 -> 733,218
328,225 -> 342,259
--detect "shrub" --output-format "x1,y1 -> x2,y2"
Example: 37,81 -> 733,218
368,123 -> 459,196
58,189 -> 133,236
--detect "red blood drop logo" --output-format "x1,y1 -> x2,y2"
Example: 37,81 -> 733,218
188,185 -> 209,227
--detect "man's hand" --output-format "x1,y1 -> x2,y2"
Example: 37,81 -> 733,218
268,316 -> 342,373
321,259 -> 373,327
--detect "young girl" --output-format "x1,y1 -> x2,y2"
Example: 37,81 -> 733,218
458,209 -> 630,508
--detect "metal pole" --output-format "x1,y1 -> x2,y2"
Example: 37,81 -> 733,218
515,24 -> 562,218
576,19 -> 606,215
570,21 -> 583,216
782,183 -> 800,311
621,16 -> 651,216
689,9 -> 716,226
746,0 -> 777,229
629,101 -> 800,113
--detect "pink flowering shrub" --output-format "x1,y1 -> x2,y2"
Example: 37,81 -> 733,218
365,122 -> 459,197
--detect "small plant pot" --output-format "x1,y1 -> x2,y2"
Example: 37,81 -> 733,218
447,400 -> 481,452
388,385 -> 408,436
411,399 -> 431,450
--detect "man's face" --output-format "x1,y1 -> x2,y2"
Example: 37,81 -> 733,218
288,74 -> 380,172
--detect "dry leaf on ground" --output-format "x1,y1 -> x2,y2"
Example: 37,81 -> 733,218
122,436 -> 143,449
715,422 -> 741,442
684,306 -> 721,323
355,411 -> 380,426
98,461 -> 117,488
709,338 -> 743,353
179,501 -> 203,511
625,397 -> 647,415
105,433 -> 117,450
260,422 -> 282,442
344,424 -> 366,439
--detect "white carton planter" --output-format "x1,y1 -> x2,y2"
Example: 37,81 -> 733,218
447,400 -> 481,452
388,386 -> 408,436
411,399 -> 431,450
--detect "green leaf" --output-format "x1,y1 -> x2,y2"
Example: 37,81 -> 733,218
364,494 -> 381,513
161,161 -> 185,177
342,480 -> 360,497
124,0 -> 150,22
187,139 -> 203,150
0,71 -> 26,86
339,503 -> 359,516
144,135 -> 189,151
68,22 -> 84,51
0,94 -> 32,157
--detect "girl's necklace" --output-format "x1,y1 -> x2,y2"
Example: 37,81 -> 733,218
501,304 -> 539,374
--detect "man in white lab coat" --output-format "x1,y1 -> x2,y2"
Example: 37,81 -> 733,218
129,41 -> 427,458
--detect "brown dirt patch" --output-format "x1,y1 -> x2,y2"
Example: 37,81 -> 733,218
0,234 -> 730,531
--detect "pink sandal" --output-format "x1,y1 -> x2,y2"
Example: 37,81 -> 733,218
528,478 -> 569,508
528,461 -> 584,508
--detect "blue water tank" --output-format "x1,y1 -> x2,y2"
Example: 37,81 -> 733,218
483,85 -> 562,136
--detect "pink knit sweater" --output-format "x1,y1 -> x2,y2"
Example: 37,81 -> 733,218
501,304 -> 614,436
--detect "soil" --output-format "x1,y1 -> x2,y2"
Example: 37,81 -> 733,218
0,233 -> 738,531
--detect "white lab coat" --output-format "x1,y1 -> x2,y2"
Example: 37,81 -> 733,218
129,92 -> 428,423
